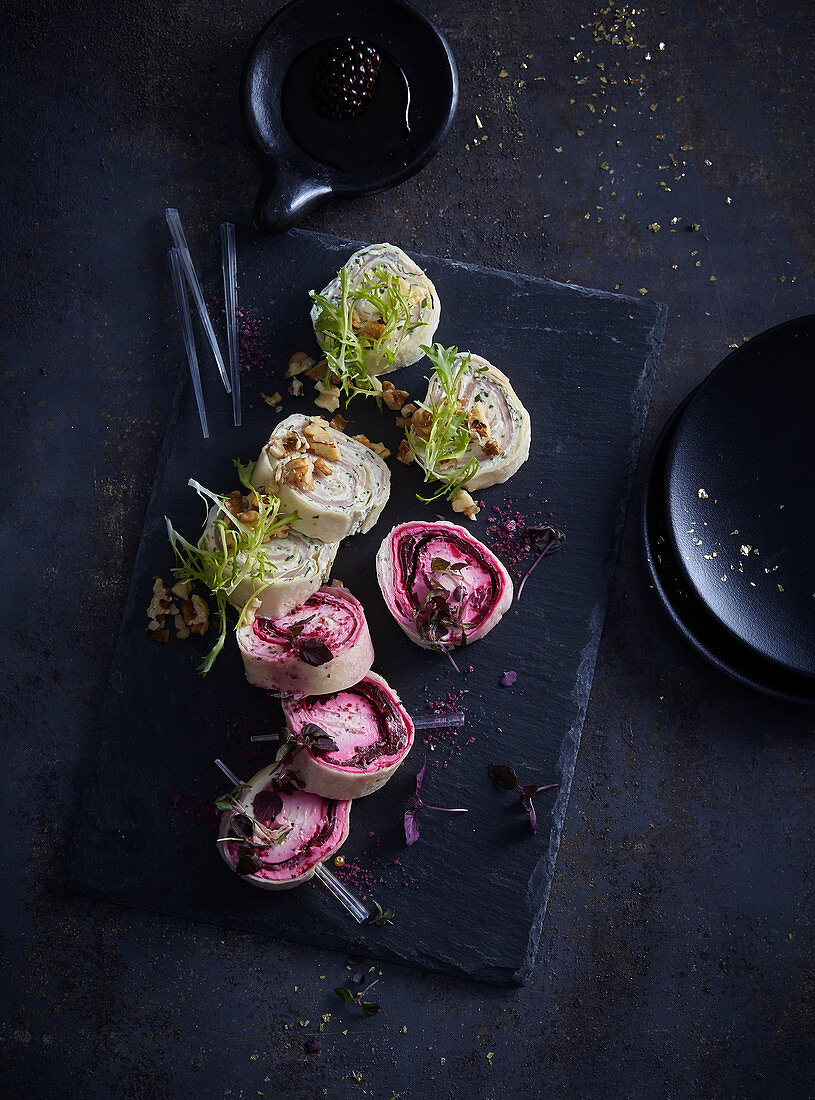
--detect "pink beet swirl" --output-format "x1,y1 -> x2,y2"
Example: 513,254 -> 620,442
375,521 -> 513,650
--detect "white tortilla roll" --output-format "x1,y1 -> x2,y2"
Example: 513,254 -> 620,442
198,504 -> 338,619
218,764 -> 351,890
237,584 -> 374,696
311,243 -> 440,375
252,414 -> 390,543
415,352 -> 531,490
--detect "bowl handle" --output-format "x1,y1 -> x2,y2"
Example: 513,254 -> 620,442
253,159 -> 333,233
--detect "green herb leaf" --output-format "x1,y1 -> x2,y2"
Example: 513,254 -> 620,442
406,344 -> 482,502
334,987 -> 355,1003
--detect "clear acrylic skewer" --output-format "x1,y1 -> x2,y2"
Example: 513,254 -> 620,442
248,712 -> 465,744
213,759 -> 369,923
165,207 -> 231,393
168,248 -> 209,439
220,222 -> 241,427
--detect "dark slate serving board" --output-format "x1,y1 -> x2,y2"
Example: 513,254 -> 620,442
67,227 -> 666,984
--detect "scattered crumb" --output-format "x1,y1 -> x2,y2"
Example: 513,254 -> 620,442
262,391 -> 282,407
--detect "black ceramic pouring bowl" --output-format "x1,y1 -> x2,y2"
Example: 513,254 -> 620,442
242,0 -> 458,233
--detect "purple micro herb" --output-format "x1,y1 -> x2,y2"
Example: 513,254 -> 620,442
299,638 -> 334,666
404,757 -> 468,846
305,1038 -> 322,1054
488,763 -> 558,836
499,670 -> 517,687
516,525 -> 566,601
252,790 -> 283,825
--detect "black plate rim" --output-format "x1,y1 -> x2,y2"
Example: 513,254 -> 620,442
642,391 -> 815,707
662,313 -> 815,679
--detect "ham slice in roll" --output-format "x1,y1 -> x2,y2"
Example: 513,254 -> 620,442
376,521 -> 513,650
252,414 -> 390,543
199,503 -> 338,619
218,764 -> 351,890
278,672 -> 415,800
311,243 -> 440,377
237,583 -> 374,696
415,352 -> 531,491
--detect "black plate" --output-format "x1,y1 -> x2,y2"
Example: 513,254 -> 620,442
664,315 -> 815,681
242,0 -> 458,232
642,339 -> 815,705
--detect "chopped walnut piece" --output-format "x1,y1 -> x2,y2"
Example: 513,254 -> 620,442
483,439 -> 500,457
182,595 -> 210,636
409,408 -> 433,440
171,580 -> 192,600
286,352 -> 315,378
303,420 -> 341,461
261,391 -> 282,407
314,383 -> 340,413
353,434 -> 390,460
329,414 -> 348,432
174,613 -> 191,640
224,490 -> 243,516
152,628 -> 170,643
451,489 -> 480,521
313,457 -> 332,477
304,358 -> 328,382
401,403 -> 417,417
236,509 -> 260,526
281,429 -> 307,453
359,319 -> 386,341
281,454 -> 316,491
397,441 -> 414,465
382,380 -> 409,411
288,378 -> 304,397
147,577 -> 172,623
266,437 -> 287,460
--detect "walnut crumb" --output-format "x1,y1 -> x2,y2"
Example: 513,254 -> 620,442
288,378 -> 304,397
397,440 -> 414,465
313,457 -> 332,477
451,489 -> 480,521
304,359 -> 328,382
314,383 -> 340,413
329,414 -> 348,432
174,613 -> 190,640
171,581 -> 192,600
483,439 -> 500,457
303,420 -> 341,461
182,595 -> 210,636
261,391 -> 282,407
382,380 -> 409,411
151,628 -> 170,643
281,454 -> 316,491
286,352 -> 315,378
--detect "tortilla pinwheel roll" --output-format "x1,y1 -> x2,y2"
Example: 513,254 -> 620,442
218,764 -> 351,890
252,414 -> 390,543
310,243 -> 440,380
199,503 -> 338,620
376,521 -> 513,650
278,671 -> 415,800
409,348 -> 531,493
237,584 -> 374,696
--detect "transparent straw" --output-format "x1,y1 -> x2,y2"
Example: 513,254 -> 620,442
413,712 -> 465,730
220,222 -> 241,427
165,208 -> 231,393
213,760 -> 369,923
168,248 -> 209,440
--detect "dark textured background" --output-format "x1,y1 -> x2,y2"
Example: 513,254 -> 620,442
1,1 -> 813,1096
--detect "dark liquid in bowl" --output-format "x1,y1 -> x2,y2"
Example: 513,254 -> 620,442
281,39 -> 411,175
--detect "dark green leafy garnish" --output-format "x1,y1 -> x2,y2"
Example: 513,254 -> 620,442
334,979 -> 380,1015
367,900 -> 396,927
488,763 -> 558,836
404,758 -> 468,846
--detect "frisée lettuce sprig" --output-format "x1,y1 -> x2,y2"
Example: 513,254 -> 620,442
165,459 -> 297,674
406,343 -> 481,504
310,264 -> 427,400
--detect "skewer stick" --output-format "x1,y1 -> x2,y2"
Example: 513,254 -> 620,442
213,759 -> 369,923
165,207 -> 231,393
168,248 -> 209,439
220,222 -> 241,427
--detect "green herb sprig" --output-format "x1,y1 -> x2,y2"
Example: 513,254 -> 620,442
406,343 -> 481,503
310,264 -> 426,400
166,459 -> 297,674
